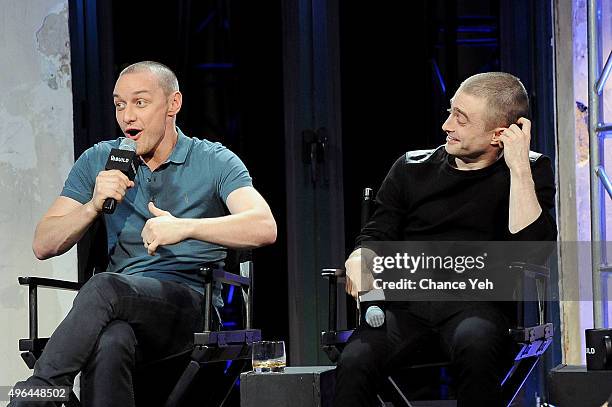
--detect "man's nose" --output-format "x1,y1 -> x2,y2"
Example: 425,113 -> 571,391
442,115 -> 453,132
123,104 -> 136,123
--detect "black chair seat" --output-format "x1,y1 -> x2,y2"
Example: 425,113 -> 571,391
191,329 -> 261,363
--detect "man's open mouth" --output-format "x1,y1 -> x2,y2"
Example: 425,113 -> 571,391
125,129 -> 142,139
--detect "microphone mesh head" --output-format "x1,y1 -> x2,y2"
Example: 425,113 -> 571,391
119,138 -> 137,152
365,305 -> 385,328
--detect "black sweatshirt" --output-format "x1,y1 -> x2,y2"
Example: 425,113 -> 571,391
356,146 -> 557,321
357,146 -> 557,246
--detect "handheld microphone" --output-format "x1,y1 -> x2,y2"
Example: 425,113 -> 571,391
102,138 -> 138,214
359,289 -> 386,328
365,306 -> 385,328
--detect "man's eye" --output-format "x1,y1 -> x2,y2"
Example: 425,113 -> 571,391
447,108 -> 467,124
115,102 -> 125,110
136,100 -> 147,107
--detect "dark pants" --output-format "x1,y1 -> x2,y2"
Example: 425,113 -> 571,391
333,303 -> 514,407
10,273 -> 205,407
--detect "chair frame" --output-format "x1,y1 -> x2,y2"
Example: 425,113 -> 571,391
321,263 -> 554,406
18,245 -> 259,407
320,187 -> 555,406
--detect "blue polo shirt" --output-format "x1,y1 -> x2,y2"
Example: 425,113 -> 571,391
61,128 -> 252,303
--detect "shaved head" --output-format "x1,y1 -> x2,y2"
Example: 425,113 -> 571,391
457,72 -> 529,129
119,61 -> 179,96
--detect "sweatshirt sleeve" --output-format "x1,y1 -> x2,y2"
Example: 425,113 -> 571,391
355,155 -> 406,246
509,154 -> 558,241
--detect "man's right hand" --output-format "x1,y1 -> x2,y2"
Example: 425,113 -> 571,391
32,170 -> 134,259
89,170 -> 135,212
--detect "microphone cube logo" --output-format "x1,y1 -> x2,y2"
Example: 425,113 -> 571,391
110,155 -> 130,163
105,148 -> 138,179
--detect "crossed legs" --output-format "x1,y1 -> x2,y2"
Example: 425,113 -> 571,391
10,273 -> 204,407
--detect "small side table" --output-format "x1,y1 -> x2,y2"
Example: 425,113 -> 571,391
548,364 -> 612,406
240,366 -> 336,407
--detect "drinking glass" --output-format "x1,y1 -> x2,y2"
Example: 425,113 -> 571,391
252,340 -> 286,373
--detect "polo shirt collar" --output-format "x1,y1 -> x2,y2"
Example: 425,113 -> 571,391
165,127 -> 190,165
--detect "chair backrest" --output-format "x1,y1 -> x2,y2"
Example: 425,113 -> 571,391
77,218 -> 109,283
361,187 -> 374,228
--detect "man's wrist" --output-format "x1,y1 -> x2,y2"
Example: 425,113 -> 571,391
509,164 -> 533,181
84,200 -> 102,218
183,218 -> 206,241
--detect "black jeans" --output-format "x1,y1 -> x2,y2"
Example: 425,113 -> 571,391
333,303 -> 513,407
10,273 -> 205,407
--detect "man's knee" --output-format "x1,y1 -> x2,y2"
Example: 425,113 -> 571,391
451,316 -> 509,366
337,339 -> 382,375
81,272 -> 123,293
73,273 -> 123,308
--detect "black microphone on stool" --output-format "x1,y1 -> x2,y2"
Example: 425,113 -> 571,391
102,138 -> 138,214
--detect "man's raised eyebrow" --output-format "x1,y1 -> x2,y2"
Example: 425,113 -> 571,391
449,102 -> 469,120
454,107 -> 469,119
113,90 -> 152,98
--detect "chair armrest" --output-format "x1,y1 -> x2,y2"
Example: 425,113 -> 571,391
199,262 -> 255,332
509,323 -> 554,344
321,268 -> 345,331
18,276 -> 82,291
199,268 -> 251,287
508,262 -> 550,327
322,268 -> 345,280
321,329 -> 354,346
18,276 -> 82,340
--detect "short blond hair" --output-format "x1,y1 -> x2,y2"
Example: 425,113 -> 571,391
458,72 -> 529,129
119,61 -> 179,96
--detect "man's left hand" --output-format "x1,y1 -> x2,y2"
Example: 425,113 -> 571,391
499,117 -> 532,174
141,202 -> 186,255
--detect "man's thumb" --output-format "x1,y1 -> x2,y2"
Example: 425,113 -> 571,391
148,201 -> 167,217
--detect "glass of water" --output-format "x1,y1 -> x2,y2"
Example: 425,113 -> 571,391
252,340 -> 286,373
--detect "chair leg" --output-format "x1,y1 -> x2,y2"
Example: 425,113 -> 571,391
164,360 -> 201,407
218,360 -> 248,407
501,356 -> 541,407
386,376 -> 414,407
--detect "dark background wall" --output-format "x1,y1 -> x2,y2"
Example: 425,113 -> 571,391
339,0 -> 506,248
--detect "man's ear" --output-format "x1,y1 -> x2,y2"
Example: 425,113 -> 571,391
167,91 -> 182,117
490,127 -> 505,146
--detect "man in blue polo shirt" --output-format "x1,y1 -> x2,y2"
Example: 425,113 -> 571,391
11,61 -> 277,406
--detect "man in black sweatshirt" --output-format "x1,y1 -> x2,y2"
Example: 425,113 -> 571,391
335,72 -> 557,406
